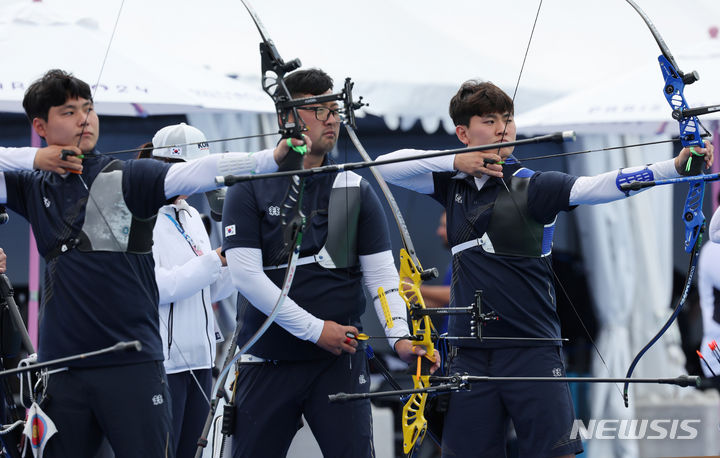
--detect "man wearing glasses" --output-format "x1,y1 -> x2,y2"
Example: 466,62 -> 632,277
221,68 -> 431,457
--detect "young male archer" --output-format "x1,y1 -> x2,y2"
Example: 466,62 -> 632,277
377,79 -> 713,457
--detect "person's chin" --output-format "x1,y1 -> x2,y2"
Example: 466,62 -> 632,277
316,139 -> 337,155
80,139 -> 97,153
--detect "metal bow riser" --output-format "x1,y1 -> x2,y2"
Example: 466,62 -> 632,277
397,249 -> 437,454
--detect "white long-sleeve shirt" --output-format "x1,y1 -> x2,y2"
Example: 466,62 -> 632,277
154,200 -> 234,373
374,149 -> 680,204
225,248 -> 410,349
0,148 -> 278,203
0,147 -> 37,171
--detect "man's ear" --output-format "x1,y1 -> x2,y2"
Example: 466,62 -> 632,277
455,124 -> 469,146
32,117 -> 47,140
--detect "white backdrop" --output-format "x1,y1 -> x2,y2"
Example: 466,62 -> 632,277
5,0 -> 720,134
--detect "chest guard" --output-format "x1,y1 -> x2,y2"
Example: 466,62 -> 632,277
484,168 -> 554,258
77,160 -> 155,254
315,171 -> 363,269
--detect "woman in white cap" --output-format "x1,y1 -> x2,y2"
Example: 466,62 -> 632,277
140,123 -> 234,458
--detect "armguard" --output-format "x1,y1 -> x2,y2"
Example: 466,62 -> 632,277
616,166 -> 654,197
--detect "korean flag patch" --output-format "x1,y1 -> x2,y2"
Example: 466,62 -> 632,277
224,224 -> 236,237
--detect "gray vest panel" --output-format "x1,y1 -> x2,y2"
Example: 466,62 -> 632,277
77,160 -> 155,254
316,172 -> 363,269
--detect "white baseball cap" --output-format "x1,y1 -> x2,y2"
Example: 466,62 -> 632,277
151,123 -> 210,161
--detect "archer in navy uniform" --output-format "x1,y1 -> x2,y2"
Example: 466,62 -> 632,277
377,80 -> 714,458
222,69 -> 437,457
0,69 -> 289,457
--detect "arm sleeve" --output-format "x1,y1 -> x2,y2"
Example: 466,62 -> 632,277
710,206 -> 720,243
569,158 -> 679,205
375,149 -> 455,194
154,251 -> 224,304
0,147 -> 36,171
225,247 -> 325,343
0,174 -> 7,204
359,250 -> 410,350
164,149 -> 277,199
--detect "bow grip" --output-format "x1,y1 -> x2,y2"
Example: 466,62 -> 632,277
277,139 -> 306,172
681,147 -> 705,176
61,149 -> 83,175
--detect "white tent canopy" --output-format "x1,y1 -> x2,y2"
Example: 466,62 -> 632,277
0,1 -> 274,116
518,39 -> 720,135
42,0 -> 720,133
5,0 -> 720,132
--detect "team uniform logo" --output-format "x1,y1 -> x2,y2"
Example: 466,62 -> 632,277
224,224 -> 236,237
268,205 -> 281,217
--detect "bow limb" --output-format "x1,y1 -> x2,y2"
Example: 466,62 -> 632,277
194,3 -> 310,456
209,228 -> 304,397
622,227 -> 703,406
625,0 -> 707,246
622,0 -> 709,406
208,0 -> 307,390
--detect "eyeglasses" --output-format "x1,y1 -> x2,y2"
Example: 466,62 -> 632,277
297,106 -> 343,122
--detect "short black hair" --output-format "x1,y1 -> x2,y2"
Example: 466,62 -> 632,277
282,68 -> 333,98
23,69 -> 92,122
449,80 -> 513,127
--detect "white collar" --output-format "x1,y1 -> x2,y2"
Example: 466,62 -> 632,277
473,175 -> 491,190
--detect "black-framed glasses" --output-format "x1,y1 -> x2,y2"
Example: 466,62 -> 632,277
297,106 -> 342,122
